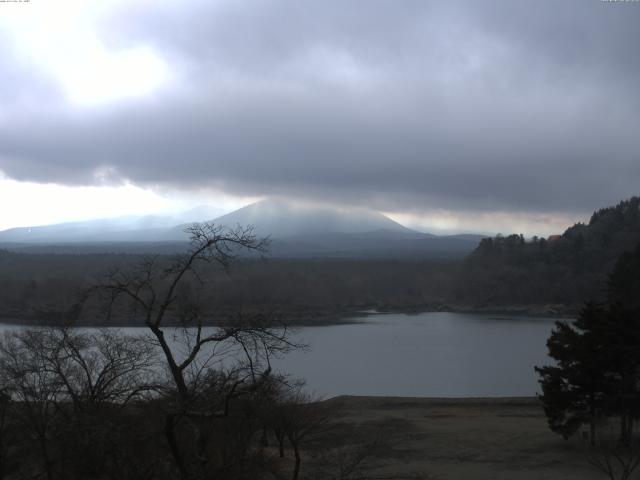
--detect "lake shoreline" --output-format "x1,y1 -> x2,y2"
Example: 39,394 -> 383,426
299,303 -> 577,326
0,303 -> 575,328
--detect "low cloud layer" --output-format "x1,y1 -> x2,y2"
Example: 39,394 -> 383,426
1,0 -> 639,227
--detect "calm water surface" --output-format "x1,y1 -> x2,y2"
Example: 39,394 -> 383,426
272,312 -> 559,398
0,312 -> 560,398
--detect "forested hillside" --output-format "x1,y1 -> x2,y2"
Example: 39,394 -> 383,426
458,197 -> 640,309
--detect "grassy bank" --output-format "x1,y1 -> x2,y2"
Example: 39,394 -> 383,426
300,396 -> 603,480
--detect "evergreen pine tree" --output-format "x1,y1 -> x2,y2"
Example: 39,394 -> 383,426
536,302 -> 610,444
537,242 -> 640,444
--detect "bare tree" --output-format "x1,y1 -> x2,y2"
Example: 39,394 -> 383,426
586,434 -> 640,480
310,439 -> 386,480
0,224 -> 306,480
0,390 -> 12,480
0,329 -> 66,480
263,385 -> 333,480
0,326 -> 160,480
92,223 -> 300,479
41,328 -> 158,410
310,433 -> 431,480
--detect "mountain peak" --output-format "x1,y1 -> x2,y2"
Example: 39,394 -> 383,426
212,199 -> 414,238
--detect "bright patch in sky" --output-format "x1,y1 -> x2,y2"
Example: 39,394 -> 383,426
60,45 -> 169,106
385,210 -> 582,238
0,175 -> 173,231
0,0 -> 169,106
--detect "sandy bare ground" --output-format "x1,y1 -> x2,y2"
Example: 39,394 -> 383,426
295,396 -> 606,480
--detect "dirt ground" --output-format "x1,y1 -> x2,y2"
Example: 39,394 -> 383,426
297,396 -> 607,480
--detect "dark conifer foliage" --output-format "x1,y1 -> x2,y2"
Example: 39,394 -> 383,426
536,242 -> 640,445
535,302 -> 609,444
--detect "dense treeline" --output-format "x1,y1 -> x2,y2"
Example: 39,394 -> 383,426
0,252 -> 458,325
458,197 -> 640,309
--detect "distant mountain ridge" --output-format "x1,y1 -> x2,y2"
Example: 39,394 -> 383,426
0,199 -> 485,259
0,200 -> 417,243
0,205 -> 225,243
196,199 -> 417,237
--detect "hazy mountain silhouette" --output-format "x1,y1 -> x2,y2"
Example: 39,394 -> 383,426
0,199 -> 485,258
0,206 -> 223,243
204,199 -> 416,237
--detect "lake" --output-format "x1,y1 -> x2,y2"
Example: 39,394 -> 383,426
0,312 -> 561,398
272,312 -> 560,398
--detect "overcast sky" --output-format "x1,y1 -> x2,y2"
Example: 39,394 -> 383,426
0,0 -> 638,235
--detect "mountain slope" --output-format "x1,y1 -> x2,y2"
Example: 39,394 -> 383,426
196,199 -> 484,258
0,206 -> 224,243
208,199 -> 418,238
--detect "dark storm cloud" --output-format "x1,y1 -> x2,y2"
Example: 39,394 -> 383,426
1,0 -> 639,216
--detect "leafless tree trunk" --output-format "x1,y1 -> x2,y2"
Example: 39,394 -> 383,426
585,428 -> 640,480
91,223 -> 300,479
0,326 -> 161,480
